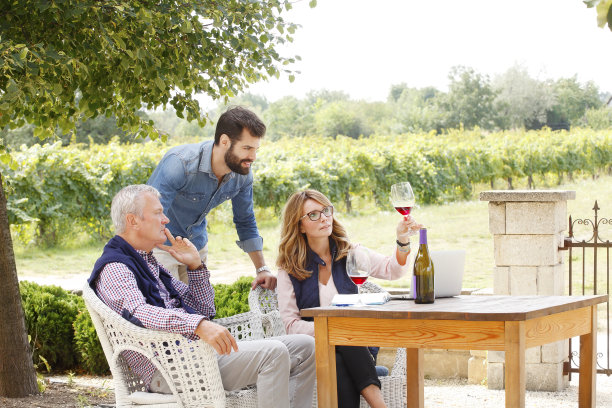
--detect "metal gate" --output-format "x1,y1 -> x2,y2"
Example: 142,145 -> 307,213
559,201 -> 611,377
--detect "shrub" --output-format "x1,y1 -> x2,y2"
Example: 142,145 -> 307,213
213,276 -> 252,318
20,281 -> 81,370
18,276 -> 254,375
73,306 -> 109,375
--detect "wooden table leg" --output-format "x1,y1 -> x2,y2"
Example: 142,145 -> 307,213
578,305 -> 597,408
505,321 -> 525,408
405,348 -> 424,408
314,317 -> 337,408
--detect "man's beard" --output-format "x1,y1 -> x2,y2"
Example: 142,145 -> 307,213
224,143 -> 252,175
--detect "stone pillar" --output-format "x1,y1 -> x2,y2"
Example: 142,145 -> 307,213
479,190 -> 575,391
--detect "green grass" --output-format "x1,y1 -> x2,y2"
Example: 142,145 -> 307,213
14,172 -> 612,295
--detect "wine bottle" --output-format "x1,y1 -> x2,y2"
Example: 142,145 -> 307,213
413,228 -> 435,304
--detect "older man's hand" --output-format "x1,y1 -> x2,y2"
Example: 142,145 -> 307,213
156,228 -> 203,270
195,320 -> 239,355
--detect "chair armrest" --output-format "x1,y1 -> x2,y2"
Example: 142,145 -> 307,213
82,284 -> 227,407
214,311 -> 265,341
260,310 -> 286,338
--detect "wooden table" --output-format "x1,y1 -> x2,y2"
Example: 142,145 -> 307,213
301,295 -> 608,408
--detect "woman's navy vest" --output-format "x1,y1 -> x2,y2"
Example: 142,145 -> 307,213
288,239 -> 378,360
288,240 -> 357,315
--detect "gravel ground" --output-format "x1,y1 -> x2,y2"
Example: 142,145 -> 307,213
423,375 -> 612,407
35,372 -> 612,408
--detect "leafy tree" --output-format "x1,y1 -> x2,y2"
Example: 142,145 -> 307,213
440,66 -> 501,130
314,100 -> 364,138
264,95 -> 316,140
0,0 -> 312,397
306,89 -> 351,106
547,77 -> 602,126
493,65 -> 555,130
388,82 -> 410,103
582,106 -> 612,129
392,86 -> 444,133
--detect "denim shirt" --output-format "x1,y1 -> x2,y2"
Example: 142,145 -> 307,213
147,140 -> 263,252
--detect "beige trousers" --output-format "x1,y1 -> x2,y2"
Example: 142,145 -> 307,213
150,334 -> 316,408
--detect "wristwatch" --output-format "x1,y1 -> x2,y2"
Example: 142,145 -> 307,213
256,265 -> 271,274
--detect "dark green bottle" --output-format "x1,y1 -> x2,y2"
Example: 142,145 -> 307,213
413,228 -> 435,304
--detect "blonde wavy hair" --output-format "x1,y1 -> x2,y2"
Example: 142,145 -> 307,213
276,189 -> 351,281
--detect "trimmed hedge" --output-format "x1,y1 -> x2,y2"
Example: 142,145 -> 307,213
20,281 -> 83,371
20,276 -> 254,374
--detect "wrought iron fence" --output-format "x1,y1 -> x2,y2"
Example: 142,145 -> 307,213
559,201 -> 611,377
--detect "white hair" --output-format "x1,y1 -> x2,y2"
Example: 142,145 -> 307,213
111,184 -> 160,234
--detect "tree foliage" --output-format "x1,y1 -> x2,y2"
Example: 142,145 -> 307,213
493,64 -> 555,130
0,0 -> 313,397
585,0 -> 612,31
440,66 -> 501,130
1,0 -> 304,142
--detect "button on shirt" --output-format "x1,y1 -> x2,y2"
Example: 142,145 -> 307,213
147,140 -> 263,252
94,250 -> 215,387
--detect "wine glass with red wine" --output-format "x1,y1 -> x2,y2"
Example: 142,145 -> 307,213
346,246 -> 371,306
390,182 -> 415,218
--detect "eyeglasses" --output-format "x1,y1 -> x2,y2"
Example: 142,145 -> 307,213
300,205 -> 334,221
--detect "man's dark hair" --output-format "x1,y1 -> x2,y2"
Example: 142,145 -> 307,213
214,106 -> 266,144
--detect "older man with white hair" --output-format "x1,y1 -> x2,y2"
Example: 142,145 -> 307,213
88,184 -> 315,408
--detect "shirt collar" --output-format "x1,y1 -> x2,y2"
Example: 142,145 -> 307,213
306,238 -> 338,266
138,249 -> 157,265
198,140 -> 235,182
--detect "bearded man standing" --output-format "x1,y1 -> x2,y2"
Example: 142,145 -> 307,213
148,106 -> 274,289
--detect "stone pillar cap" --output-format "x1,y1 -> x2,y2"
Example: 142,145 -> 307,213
480,190 -> 576,202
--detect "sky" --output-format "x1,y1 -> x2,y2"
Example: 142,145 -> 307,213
239,0 -> 612,104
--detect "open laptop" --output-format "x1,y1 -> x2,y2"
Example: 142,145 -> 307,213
392,249 -> 466,299
430,249 -> 466,298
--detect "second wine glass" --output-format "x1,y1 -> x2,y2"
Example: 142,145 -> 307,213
346,246 -> 371,307
390,182 -> 416,218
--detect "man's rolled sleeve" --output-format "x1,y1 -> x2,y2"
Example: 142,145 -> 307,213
235,235 -> 264,253
231,177 -> 261,250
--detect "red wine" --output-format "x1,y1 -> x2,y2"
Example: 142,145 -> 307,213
350,276 -> 368,285
394,206 -> 412,215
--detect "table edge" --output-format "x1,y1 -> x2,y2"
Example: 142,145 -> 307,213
300,295 -> 608,321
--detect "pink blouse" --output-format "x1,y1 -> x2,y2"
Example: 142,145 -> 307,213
277,244 -> 409,336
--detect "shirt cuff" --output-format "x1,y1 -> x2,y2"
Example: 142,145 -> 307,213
235,236 -> 263,253
188,315 -> 208,335
186,266 -> 210,281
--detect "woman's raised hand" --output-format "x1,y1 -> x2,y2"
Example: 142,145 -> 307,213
396,215 -> 423,243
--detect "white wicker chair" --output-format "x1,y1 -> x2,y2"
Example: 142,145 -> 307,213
82,283 -> 260,408
248,282 -> 407,408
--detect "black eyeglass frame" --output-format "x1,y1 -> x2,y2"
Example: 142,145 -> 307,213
300,205 -> 334,221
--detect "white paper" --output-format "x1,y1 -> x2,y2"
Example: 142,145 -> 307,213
331,292 -> 390,306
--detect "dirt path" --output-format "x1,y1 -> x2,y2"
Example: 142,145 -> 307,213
19,263 -> 253,292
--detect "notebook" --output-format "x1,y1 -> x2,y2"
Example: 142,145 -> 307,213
331,292 -> 390,306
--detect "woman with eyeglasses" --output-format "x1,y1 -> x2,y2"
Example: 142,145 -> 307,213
276,189 -> 422,408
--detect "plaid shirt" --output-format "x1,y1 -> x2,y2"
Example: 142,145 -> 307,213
95,249 -> 215,387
